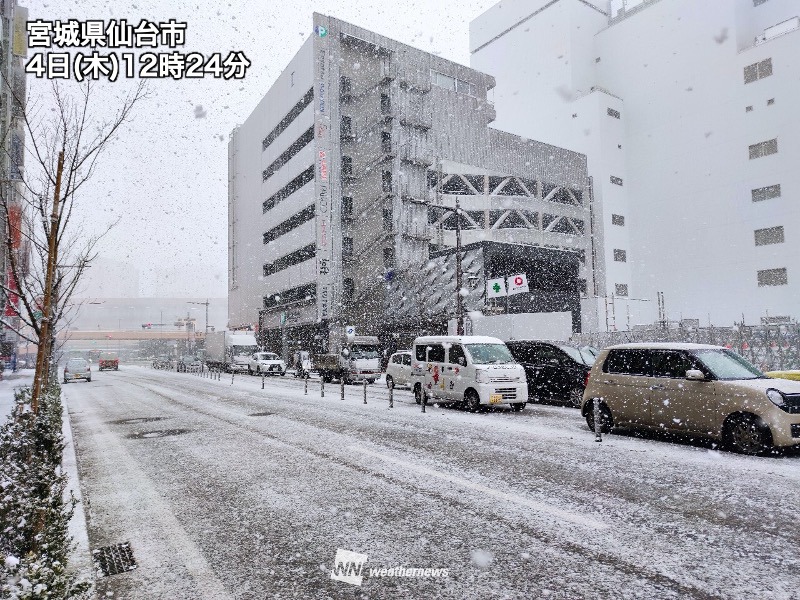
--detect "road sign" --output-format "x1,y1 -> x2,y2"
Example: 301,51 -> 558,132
507,273 -> 529,296
486,278 -> 506,298
345,325 -> 356,340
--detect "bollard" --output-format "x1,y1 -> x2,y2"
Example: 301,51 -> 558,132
421,389 -> 427,413
320,378 -> 325,398
231,371 -> 234,385
389,384 -> 393,409
340,377 -> 345,401
363,379 -> 367,404
304,374 -> 308,395
593,397 -> 602,442
261,373 -> 265,390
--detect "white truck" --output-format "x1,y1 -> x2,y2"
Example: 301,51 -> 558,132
314,329 -> 381,384
205,331 -> 259,372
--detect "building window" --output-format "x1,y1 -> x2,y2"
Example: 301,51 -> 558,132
757,268 -> 787,287
340,76 -> 352,96
577,278 -> 588,296
383,207 -> 393,232
615,284 -> 629,297
749,138 -> 778,159
262,165 -> 314,213
343,278 -> 355,303
262,88 -> 313,151
262,126 -> 314,181
744,58 -> 772,84
610,175 -> 623,186
752,184 -> 781,202
767,98 -> 775,105
382,170 -> 393,193
380,93 -> 391,115
430,70 -> 478,97
342,196 -> 353,221
340,116 -> 353,140
342,237 -> 353,261
746,105 -> 753,112
611,214 -> 625,226
382,131 -> 392,154
342,156 -> 353,176
607,108 -> 621,119
383,247 -> 395,268
613,249 -> 627,262
263,205 -> 315,245
754,226 -> 784,246
262,243 -> 316,277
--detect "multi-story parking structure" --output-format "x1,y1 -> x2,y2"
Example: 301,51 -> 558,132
229,13 -> 598,355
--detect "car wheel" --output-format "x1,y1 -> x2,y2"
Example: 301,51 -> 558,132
585,402 -> 613,433
87,378 -> 92,383
248,366 -> 253,375
63,379 -> 68,384
414,383 -> 423,405
724,415 -> 773,455
568,387 -> 583,408
386,375 -> 394,389
465,389 -> 481,413
510,402 -> 526,412
280,370 -> 286,376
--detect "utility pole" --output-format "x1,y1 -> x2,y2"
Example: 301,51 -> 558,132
435,158 -> 464,335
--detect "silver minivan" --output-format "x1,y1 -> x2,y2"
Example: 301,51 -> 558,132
582,343 -> 800,454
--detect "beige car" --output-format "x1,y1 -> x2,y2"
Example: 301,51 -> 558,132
581,343 -> 800,454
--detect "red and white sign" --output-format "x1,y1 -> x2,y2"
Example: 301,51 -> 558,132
506,273 -> 529,296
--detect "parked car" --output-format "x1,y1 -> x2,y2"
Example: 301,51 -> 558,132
248,351 -> 286,375
505,340 -> 595,407
581,343 -> 800,455
766,370 -> 800,382
99,351 -> 119,371
411,336 -> 527,411
177,355 -> 202,372
64,358 -> 91,383
152,355 -> 173,369
385,350 -> 412,389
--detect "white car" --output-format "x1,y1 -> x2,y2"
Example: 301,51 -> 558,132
385,350 -> 412,389
248,352 -> 286,376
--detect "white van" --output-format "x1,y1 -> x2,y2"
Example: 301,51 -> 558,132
410,336 -> 527,411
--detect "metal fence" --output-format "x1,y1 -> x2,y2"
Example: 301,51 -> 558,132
571,323 -> 800,371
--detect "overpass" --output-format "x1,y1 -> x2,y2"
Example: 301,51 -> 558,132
57,330 -> 208,341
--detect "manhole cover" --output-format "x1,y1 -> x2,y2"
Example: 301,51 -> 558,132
127,428 -> 191,439
249,411 -> 274,417
111,417 -> 166,425
93,542 -> 137,577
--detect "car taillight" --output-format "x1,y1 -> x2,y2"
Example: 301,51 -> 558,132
584,371 -> 590,387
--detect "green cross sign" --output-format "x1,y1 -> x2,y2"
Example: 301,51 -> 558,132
492,282 -> 502,293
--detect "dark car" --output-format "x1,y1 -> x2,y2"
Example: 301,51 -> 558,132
177,355 -> 202,372
505,340 -> 596,407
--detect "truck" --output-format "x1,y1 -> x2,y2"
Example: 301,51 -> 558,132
205,331 -> 259,372
314,329 -> 381,384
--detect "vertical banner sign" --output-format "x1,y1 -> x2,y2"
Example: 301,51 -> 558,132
314,16 -> 333,322
486,277 -> 507,298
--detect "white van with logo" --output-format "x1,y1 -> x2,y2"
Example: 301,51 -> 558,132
410,336 -> 527,411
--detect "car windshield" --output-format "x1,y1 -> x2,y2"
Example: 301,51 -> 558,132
692,349 -> 765,380
100,352 -> 117,360
67,359 -> 88,369
559,346 -> 596,366
350,345 -> 380,359
465,344 -> 516,365
258,353 -> 279,360
232,345 -> 254,355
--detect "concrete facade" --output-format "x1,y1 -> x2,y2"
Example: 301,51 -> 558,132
229,13 -> 598,351
471,0 -> 800,329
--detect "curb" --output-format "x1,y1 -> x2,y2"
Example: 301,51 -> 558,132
61,395 -> 95,590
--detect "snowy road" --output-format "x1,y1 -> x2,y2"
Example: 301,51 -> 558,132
64,366 -> 800,599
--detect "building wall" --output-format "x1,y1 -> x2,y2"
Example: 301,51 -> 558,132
471,0 -> 800,328
231,13 -> 598,346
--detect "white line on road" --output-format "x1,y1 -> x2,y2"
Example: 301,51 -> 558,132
349,444 -> 609,530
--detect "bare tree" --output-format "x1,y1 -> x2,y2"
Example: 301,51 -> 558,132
0,80 -> 147,412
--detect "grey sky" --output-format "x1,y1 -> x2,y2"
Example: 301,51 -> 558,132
24,0 -> 500,297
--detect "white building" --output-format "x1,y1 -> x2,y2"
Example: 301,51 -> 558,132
471,0 -> 800,328
229,13 -> 598,352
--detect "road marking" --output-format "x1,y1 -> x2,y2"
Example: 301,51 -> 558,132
349,444 -> 608,530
